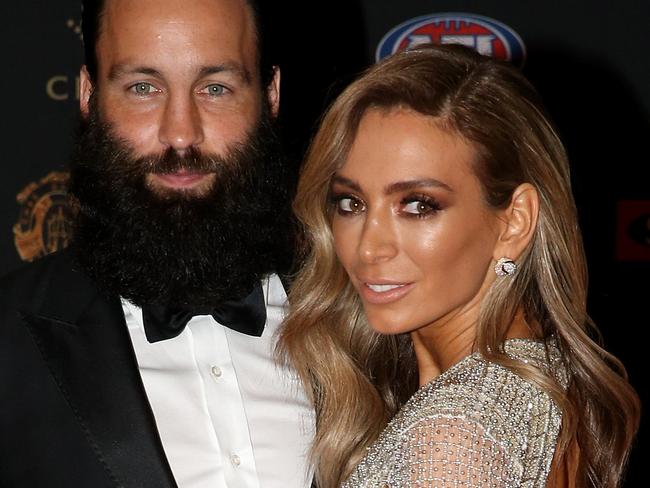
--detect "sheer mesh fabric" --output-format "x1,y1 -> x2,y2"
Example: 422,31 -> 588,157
341,340 -> 566,488
402,415 -> 513,487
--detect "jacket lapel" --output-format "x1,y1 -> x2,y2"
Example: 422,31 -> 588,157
21,251 -> 177,488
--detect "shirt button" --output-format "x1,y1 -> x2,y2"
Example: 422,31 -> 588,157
230,454 -> 241,467
210,366 -> 222,378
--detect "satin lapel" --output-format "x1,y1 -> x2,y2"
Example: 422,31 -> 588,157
21,253 -> 177,488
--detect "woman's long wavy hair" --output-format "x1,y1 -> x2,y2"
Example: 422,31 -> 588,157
278,44 -> 639,488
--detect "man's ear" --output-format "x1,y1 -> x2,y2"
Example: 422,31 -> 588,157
493,183 -> 539,262
79,65 -> 93,117
266,66 -> 280,118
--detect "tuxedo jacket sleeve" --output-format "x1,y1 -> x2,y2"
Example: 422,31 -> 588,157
0,250 -> 177,488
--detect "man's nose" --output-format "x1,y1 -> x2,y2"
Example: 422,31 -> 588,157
158,94 -> 204,154
358,212 -> 398,264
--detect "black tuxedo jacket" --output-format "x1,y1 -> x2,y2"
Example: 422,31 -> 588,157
0,250 -> 178,487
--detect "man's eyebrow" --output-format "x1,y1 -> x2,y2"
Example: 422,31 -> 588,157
107,65 -> 163,81
106,63 -> 252,84
198,63 -> 252,84
385,178 -> 453,194
331,175 -> 362,193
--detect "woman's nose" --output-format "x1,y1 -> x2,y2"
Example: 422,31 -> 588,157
358,213 -> 398,264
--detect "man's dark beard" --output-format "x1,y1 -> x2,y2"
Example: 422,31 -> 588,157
69,101 -> 294,308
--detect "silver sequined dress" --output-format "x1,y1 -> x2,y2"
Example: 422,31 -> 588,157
342,339 -> 567,487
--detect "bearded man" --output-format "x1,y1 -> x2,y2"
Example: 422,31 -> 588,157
0,0 -> 313,487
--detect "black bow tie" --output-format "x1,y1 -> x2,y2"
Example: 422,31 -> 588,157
141,284 -> 266,343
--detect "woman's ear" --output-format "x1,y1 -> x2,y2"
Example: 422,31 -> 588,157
493,183 -> 539,261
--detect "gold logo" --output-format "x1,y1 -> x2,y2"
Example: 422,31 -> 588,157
13,172 -> 75,262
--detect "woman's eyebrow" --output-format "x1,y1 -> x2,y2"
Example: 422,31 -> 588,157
385,178 -> 453,194
331,174 -> 361,192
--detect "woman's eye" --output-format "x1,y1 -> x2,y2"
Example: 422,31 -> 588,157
130,82 -> 156,95
337,197 -> 365,214
402,198 -> 441,217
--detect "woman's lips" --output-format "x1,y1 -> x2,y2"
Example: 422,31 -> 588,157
358,281 -> 415,305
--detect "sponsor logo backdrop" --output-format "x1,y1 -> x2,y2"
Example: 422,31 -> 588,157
1,1 -> 647,484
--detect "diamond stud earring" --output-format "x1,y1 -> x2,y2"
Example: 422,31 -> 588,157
494,257 -> 517,276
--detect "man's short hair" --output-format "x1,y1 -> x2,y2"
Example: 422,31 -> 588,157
80,0 -> 276,88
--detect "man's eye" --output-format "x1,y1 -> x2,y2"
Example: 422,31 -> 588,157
130,82 -> 156,95
202,84 -> 227,96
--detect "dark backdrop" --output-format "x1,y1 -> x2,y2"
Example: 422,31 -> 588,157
1,1 -> 647,484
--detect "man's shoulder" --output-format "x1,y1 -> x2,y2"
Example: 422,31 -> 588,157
0,249 -> 75,288
0,249 -> 81,313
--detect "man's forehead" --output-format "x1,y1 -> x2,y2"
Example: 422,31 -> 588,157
103,0 -> 253,27
95,0 -> 258,75
98,0 -> 256,48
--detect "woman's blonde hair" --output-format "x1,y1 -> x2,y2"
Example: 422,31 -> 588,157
278,44 -> 639,487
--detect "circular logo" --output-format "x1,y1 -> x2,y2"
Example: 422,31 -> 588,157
376,12 -> 526,66
13,171 -> 75,262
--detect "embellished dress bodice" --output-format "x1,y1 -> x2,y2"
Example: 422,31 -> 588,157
342,339 -> 568,487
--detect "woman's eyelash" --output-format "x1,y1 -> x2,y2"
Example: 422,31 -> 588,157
328,191 -> 441,218
329,193 -> 365,215
401,194 -> 442,217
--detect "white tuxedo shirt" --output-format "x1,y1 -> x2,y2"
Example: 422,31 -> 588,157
122,274 -> 314,488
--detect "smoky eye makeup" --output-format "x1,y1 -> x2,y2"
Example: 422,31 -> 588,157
328,192 -> 366,216
400,193 -> 443,218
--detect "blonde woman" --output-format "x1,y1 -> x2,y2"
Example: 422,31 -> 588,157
279,44 -> 640,487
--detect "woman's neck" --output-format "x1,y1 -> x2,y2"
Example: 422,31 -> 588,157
411,308 -> 536,386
